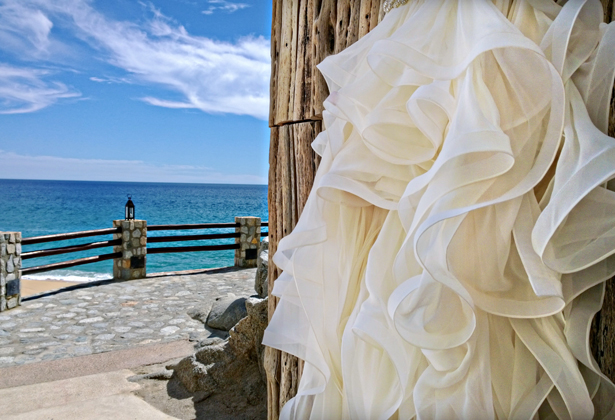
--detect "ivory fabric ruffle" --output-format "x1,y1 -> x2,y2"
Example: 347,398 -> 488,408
262,0 -> 615,418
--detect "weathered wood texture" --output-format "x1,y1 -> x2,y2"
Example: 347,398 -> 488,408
602,0 -> 615,23
270,0 -> 384,126
268,122 -> 322,289
589,1 -> 615,383
267,1 -> 385,417
266,121 -> 321,419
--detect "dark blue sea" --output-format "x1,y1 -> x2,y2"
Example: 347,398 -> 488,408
0,179 -> 268,282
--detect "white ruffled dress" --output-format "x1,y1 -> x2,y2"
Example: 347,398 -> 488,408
263,0 -> 615,418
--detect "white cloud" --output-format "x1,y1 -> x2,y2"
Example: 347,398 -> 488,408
140,97 -> 195,109
0,1 -> 53,54
89,75 -> 132,84
0,0 -> 271,119
75,10 -> 270,119
0,64 -> 80,113
203,0 -> 250,15
0,150 -> 266,184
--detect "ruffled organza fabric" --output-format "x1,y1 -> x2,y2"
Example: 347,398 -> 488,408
262,0 -> 615,418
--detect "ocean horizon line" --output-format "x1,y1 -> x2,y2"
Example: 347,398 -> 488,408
0,178 -> 268,187
2,180 -> 268,275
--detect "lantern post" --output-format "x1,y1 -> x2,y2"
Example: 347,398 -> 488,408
125,195 -> 135,220
114,195 -> 146,280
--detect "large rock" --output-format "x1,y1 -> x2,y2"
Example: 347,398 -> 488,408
206,294 -> 248,331
255,237 -> 269,298
229,297 -> 269,380
186,307 -> 209,325
173,297 -> 269,418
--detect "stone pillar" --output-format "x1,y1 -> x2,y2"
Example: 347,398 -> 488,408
1,232 -> 21,312
235,217 -> 261,268
113,220 -> 147,280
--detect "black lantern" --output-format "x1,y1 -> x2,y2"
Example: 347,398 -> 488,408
125,194 -> 135,220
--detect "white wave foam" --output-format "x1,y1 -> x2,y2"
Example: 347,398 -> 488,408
22,270 -> 112,283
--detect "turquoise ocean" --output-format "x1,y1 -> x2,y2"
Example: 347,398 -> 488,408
0,179 -> 268,282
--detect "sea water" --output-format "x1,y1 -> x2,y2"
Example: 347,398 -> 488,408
0,179 -> 268,282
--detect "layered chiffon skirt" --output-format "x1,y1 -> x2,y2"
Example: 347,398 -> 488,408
263,0 -> 615,418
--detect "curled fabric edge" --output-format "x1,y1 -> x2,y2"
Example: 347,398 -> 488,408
263,0 -> 615,418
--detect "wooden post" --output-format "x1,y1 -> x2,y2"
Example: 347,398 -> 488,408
267,0 -> 385,418
590,0 -> 615,381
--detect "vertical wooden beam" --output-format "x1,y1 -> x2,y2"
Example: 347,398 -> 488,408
589,1 -> 615,383
279,351 -> 301,410
272,0 -> 384,125
266,126 -> 282,420
601,0 -> 615,23
266,122 -> 322,418
592,281 -> 615,381
266,1 -> 388,418
294,122 -> 321,214
359,0 -> 381,38
269,0 -> 282,128
334,0 -> 360,54
311,0 -> 337,119
267,127 -> 280,318
275,0 -> 300,126
293,0 -> 315,121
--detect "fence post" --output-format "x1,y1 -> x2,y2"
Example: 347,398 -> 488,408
235,217 -> 261,268
0,232 -> 21,312
113,220 -> 147,280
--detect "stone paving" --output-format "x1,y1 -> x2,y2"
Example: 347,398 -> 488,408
0,267 -> 257,368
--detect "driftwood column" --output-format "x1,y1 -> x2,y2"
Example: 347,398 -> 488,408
266,0 -> 385,418
266,0 -> 615,418
591,0 -> 615,383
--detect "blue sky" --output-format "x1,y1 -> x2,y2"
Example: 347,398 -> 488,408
0,0 -> 272,184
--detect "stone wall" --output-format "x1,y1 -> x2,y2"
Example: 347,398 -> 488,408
113,220 -> 147,280
235,217 -> 261,268
0,232 -> 21,312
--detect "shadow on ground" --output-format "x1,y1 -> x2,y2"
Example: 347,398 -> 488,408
130,357 -> 266,420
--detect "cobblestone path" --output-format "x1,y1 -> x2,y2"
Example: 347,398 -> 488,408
0,267 -> 257,368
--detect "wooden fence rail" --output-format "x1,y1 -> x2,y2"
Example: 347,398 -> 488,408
148,244 -> 240,254
147,223 -> 239,231
148,232 -> 240,243
146,221 -> 268,253
148,221 -> 268,231
21,227 -> 121,245
21,239 -> 122,260
19,220 -> 269,276
22,252 -> 122,275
